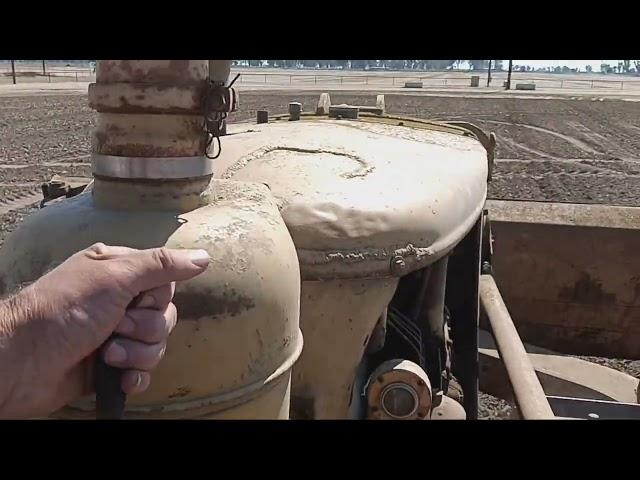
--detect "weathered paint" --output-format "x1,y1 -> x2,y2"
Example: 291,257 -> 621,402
0,60 -> 302,419
0,180 -> 303,419
487,200 -> 640,359
218,120 -> 488,279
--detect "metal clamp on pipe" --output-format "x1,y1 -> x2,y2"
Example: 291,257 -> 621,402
479,274 -> 555,420
92,155 -> 214,180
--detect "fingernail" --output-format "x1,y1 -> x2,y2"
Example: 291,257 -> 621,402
188,249 -> 210,268
134,372 -> 142,389
135,295 -> 156,309
105,342 -> 127,364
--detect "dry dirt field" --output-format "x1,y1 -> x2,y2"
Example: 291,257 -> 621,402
0,89 -> 638,419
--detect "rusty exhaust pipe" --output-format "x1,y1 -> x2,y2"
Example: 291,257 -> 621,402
479,274 -> 554,419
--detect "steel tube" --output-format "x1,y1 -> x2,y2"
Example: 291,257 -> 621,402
208,60 -> 232,85
479,274 -> 554,419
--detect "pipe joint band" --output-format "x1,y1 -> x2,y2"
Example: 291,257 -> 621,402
92,154 -> 214,180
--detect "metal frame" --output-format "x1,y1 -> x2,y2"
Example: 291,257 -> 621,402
447,217 -> 483,419
479,274 -> 555,419
547,396 -> 640,420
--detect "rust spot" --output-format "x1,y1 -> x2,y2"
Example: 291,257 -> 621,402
175,290 -> 256,319
93,104 -> 201,115
94,131 -> 108,151
168,60 -> 190,75
97,142 -> 202,157
558,272 -> 616,305
119,95 -> 130,108
168,386 -> 192,399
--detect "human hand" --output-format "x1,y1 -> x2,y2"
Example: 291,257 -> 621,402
0,243 -> 209,419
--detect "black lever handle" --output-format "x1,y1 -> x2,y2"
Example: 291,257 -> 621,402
94,292 -> 154,419
95,336 -> 126,420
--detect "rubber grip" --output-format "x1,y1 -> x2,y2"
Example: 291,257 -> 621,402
95,340 -> 126,420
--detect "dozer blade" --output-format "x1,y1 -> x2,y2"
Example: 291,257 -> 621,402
479,329 -> 639,404
486,199 -> 640,360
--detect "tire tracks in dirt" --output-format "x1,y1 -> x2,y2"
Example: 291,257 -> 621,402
0,189 -> 42,215
498,137 -> 558,160
494,157 -> 640,179
483,120 -> 602,156
0,161 -> 89,170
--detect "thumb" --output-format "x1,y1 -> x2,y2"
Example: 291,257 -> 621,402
124,247 -> 210,293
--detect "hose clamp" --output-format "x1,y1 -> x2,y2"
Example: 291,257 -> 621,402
92,154 -> 214,180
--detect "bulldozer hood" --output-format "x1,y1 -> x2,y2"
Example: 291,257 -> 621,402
214,119 -> 488,280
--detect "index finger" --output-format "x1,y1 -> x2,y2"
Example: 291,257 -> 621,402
120,247 -> 210,293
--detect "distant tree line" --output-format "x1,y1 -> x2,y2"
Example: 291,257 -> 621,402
4,60 -> 639,75
233,60 -> 504,71
234,60 -> 640,75
599,60 -> 640,74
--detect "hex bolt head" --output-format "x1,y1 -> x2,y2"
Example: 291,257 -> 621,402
390,255 -> 406,275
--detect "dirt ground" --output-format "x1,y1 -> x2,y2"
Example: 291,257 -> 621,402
0,91 -> 638,419
3,91 -> 639,243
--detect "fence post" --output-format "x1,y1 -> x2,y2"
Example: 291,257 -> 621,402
264,74 -> 267,84
621,81 -> 624,90
560,80 -> 564,88
366,76 -> 368,85
590,80 -> 593,89
289,75 -> 292,85
48,74 -> 51,83
392,77 -> 395,86
75,72 -> 78,82
314,76 -> 317,84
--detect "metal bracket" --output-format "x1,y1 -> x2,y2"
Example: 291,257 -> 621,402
40,175 -> 92,207
203,76 -> 240,159
547,395 -> 640,420
443,121 -> 496,182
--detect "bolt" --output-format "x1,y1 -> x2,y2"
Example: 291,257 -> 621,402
391,256 -> 406,275
587,413 -> 599,420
